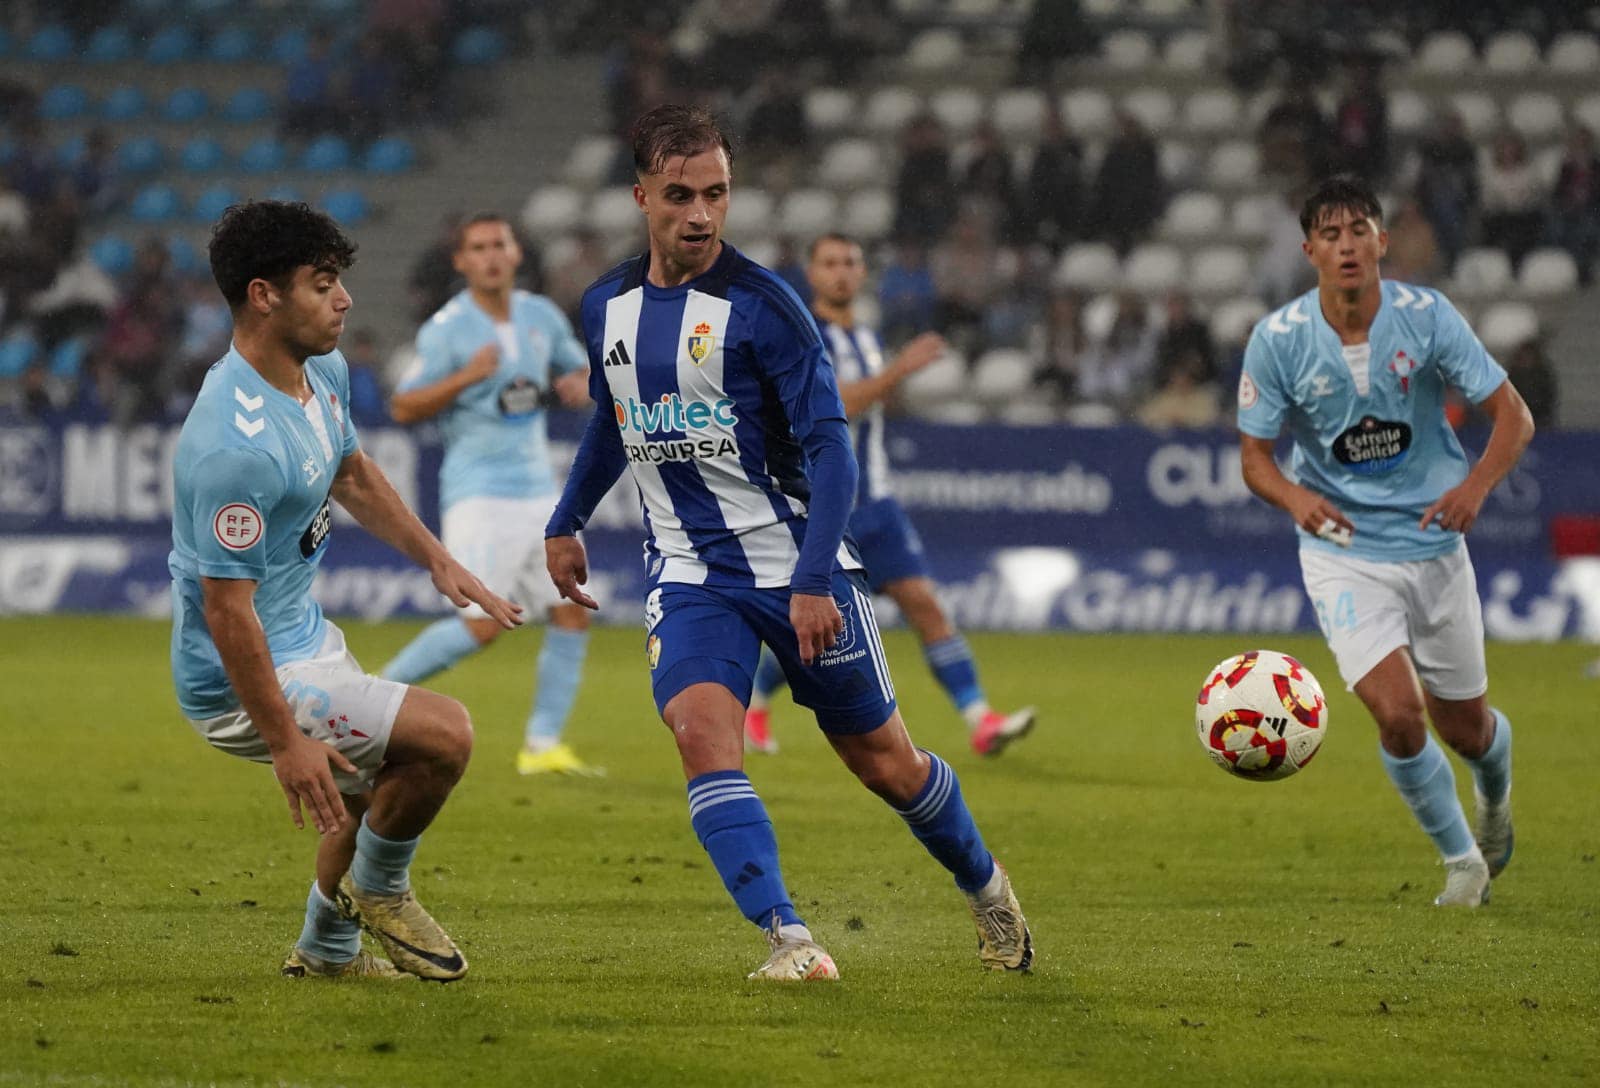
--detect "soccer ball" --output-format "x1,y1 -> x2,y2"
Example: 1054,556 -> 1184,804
1195,650 -> 1328,781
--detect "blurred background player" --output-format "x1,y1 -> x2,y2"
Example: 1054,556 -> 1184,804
171,200 -> 521,980
381,213 -> 599,777
1238,176 -> 1533,908
743,233 -> 1036,758
545,105 -> 1031,980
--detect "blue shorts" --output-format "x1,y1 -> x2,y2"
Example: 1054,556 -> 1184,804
643,570 -> 897,733
848,497 -> 929,593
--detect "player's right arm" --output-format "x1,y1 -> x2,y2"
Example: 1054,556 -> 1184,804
388,319 -> 498,425
837,331 -> 944,418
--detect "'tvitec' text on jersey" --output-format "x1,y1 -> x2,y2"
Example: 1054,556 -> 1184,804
1238,281 -> 1507,561
818,319 -> 893,503
399,289 -> 588,509
169,347 -> 360,717
581,245 -> 860,587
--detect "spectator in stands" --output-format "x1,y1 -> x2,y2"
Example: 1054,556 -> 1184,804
1414,108 -> 1479,272
877,242 -> 938,348
605,30 -> 675,143
27,225 -> 117,349
1153,291 -> 1217,387
740,68 -> 809,190
1014,0 -> 1095,86
545,228 -> 610,326
409,213 -> 464,322
1089,109 -> 1162,254
5,118 -> 61,205
892,113 -> 957,246
342,328 -> 391,425
962,122 -> 1020,244
1480,130 -> 1546,272
1137,353 -> 1222,431
769,237 -> 810,302
1331,56 -> 1389,183
827,0 -> 902,77
1077,292 -> 1159,410
282,31 -> 339,141
70,128 -> 123,220
1383,197 -> 1441,285
931,210 -> 999,357
979,250 -> 1039,351
95,279 -> 182,425
0,176 -> 28,238
345,32 -> 400,146
1019,108 -> 1083,254
1032,288 -> 1086,402
1549,124 -> 1600,286
1258,84 -> 1329,188
1503,338 -> 1558,430
370,0 -> 449,123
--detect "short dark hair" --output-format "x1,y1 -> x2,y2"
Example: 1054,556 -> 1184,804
208,200 -> 356,308
451,211 -> 512,252
807,232 -> 862,261
630,104 -> 734,176
1300,176 -> 1384,236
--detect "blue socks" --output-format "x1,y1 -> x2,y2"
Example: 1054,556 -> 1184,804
893,751 -> 996,894
350,814 -> 419,896
1465,709 -> 1512,804
296,880 -> 359,963
1380,736 -> 1475,860
687,771 -> 801,929
923,636 -> 983,715
524,628 -> 589,748
751,646 -> 788,704
381,618 -> 480,684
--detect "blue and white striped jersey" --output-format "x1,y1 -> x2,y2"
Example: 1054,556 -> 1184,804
577,244 -> 861,588
817,318 -> 893,503
169,346 -> 359,717
1238,280 -> 1506,562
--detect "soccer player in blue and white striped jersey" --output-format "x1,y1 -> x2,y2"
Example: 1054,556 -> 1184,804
545,105 -> 1032,980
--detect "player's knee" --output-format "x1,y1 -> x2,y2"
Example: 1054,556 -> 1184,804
434,698 -> 474,779
849,747 -> 925,806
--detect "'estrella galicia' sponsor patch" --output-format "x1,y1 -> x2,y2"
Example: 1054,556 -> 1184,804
299,499 -> 332,558
497,376 -> 546,417
1332,416 -> 1412,475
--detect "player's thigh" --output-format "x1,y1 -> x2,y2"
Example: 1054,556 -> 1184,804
1404,545 -> 1489,701
850,498 -> 931,593
442,495 -> 545,618
384,684 -> 473,769
763,571 -> 899,735
1299,548 -> 1411,691
645,584 -> 763,716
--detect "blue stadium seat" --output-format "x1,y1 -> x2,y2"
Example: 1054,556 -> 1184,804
192,184 -> 240,223
0,27 -> 11,58
207,26 -> 256,63
84,25 -> 135,62
118,137 -> 165,175
238,136 -> 287,173
165,235 -> 202,275
321,187 -> 371,225
222,86 -> 273,123
129,184 -> 184,223
146,26 -> 196,64
101,85 -> 148,121
180,136 -> 227,173
48,337 -> 91,381
26,26 -> 75,62
300,135 -> 351,173
363,136 -> 416,174
263,184 -> 304,203
452,26 -> 506,66
0,333 -> 40,379
89,235 -> 135,277
162,87 -> 210,123
39,84 -> 90,121
270,28 -> 309,65
311,0 -> 360,16
55,135 -> 87,167
0,141 -> 12,169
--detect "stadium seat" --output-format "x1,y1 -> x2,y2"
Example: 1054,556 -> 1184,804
863,87 -> 922,136
101,85 -> 148,121
1083,0 -> 1124,15
1062,402 -> 1120,427
1388,89 -> 1429,137
1060,88 -> 1114,138
238,136 -> 287,174
803,88 -> 856,135
0,26 -> 11,59
89,235 -> 134,277
0,332 -> 40,379
301,135 -> 352,173
1477,301 -> 1539,353
1123,243 -> 1184,295
129,183 -> 184,223
1053,243 -> 1121,292
1364,28 -> 1411,62
905,28 -> 964,72
223,87 -> 273,124
1137,0 -> 1191,18
971,349 -> 1036,407
1163,30 -> 1210,72
948,0 -> 1002,15
118,137 -> 165,175
589,187 -> 644,236
723,187 -> 774,238
192,185 -> 241,223
991,89 -> 1047,143
818,139 -> 883,189
900,349 -> 969,409
26,25 -> 74,62
1517,248 -> 1578,297
207,26 -> 257,64
1574,94 -> 1600,136
48,337 -> 90,381
264,184 -> 303,203
269,28 -> 309,65
162,87 -> 210,123
180,136 -> 227,173
1159,191 -> 1224,241
322,188 -> 371,226
1101,29 -> 1154,70
917,401 -> 986,425
1451,248 -> 1514,299
566,135 -> 619,186
1507,92 -> 1565,142
1484,31 -> 1539,76
1152,140 -> 1193,187
1181,89 -> 1241,136
164,235 -> 201,275
83,25 -> 134,62
929,88 -> 985,138
996,400 -> 1058,426
522,185 -> 585,235
844,189 -> 894,240
1123,87 -> 1175,135
778,189 -> 839,238
1449,92 -> 1498,139
1547,32 -> 1600,76
1230,193 -> 1279,241
453,26 -> 506,66
146,26 -> 196,64
363,137 -> 417,174
39,84 -> 90,122
55,135 -> 87,168
1415,31 -> 1474,75
1207,140 -> 1259,189
1209,296 -> 1268,347
1189,246 -> 1250,298
738,238 -> 779,269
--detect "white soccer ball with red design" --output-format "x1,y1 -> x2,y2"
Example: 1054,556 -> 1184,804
1195,650 -> 1328,781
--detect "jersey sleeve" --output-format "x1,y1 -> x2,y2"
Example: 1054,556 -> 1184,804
396,316 -> 458,394
536,297 -> 589,377
187,446 -> 287,581
749,281 -> 846,440
1236,325 -> 1291,439
1428,292 -> 1507,404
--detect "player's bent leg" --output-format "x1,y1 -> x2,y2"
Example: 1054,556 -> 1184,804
743,647 -> 786,755
380,617 -> 487,684
519,603 -> 601,776
1429,694 -> 1514,878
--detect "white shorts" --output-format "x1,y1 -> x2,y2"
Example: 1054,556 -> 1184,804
188,623 -> 407,795
1299,542 -> 1488,700
442,494 -> 566,619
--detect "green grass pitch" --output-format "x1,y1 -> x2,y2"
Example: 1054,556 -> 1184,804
2,616 -> 1597,1087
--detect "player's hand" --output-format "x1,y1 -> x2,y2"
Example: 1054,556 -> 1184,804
1419,480 -> 1489,534
461,344 -> 500,384
891,332 -> 946,378
271,735 -> 356,834
790,592 -> 843,667
432,555 -> 524,628
553,370 -> 590,409
546,535 -> 599,610
1287,488 -> 1354,540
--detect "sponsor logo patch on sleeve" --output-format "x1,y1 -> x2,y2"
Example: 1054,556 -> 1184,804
213,502 -> 264,550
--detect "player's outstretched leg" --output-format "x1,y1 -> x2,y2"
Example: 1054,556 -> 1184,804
381,618 -> 481,685
1463,709 -> 1514,878
1379,737 -> 1489,907
518,614 -> 601,776
742,647 -> 786,755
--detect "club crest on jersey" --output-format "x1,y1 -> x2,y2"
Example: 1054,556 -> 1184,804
646,634 -> 662,670
1388,350 -> 1418,394
687,321 -> 715,366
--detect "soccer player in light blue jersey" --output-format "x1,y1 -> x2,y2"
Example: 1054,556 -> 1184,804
743,233 -> 1036,757
545,105 -> 1032,980
381,213 -> 600,777
170,201 -> 522,980
1238,177 -> 1534,908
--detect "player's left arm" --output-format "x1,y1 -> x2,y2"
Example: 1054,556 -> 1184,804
541,297 -> 592,409
331,449 -> 523,628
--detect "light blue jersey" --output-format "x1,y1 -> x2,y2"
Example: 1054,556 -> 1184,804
169,346 -> 359,718
399,289 -> 588,510
1238,281 -> 1506,562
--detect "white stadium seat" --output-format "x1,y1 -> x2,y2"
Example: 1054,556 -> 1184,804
1416,31 -> 1475,75
1477,301 -> 1540,353
1449,92 -> 1499,139
1230,193 -> 1278,241
1083,0 -> 1125,15
1547,32 -> 1600,76
588,187 -> 642,236
863,86 -> 922,136
1163,29 -> 1210,71
778,189 -> 839,238
1484,30 -> 1540,75
1060,88 -> 1114,137
1572,94 -> 1600,136
970,348 -> 1036,407
901,349 -> 969,407
1123,87 -> 1175,135
1364,28 -> 1411,62
1122,243 -> 1183,294
991,88 -> 1047,142
1389,89 -> 1431,137
1534,145 -> 1564,188
1158,139 -> 1197,186
1451,247 -> 1514,300
1182,88 -> 1242,136
916,401 -> 987,425
906,28 -> 964,72
1101,29 -> 1154,71
565,135 -> 618,186
804,88 -> 856,134
1159,191 -> 1225,241
1507,92 -> 1565,141
843,189 -> 894,240
1209,296 -> 1269,346
522,185 -> 584,235
996,400 -> 1059,426
1189,245 -> 1250,297
1053,243 -> 1121,292
1518,248 -> 1579,297
1207,140 -> 1259,189
724,187 -> 775,238
1138,0 -> 1191,18
818,139 -> 884,189
950,0 -> 1003,16
929,88 -> 985,138
738,238 -> 779,269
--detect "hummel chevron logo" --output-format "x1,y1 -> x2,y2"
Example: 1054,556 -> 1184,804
604,340 -> 634,368
234,412 -> 265,438
234,388 -> 264,411
1392,284 -> 1435,310
1267,300 -> 1311,335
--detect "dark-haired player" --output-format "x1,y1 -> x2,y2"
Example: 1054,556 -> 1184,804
545,106 -> 1032,980
170,201 -> 522,979
1238,176 -> 1534,907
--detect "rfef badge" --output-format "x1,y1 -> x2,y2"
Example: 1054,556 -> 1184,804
687,321 -> 715,365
